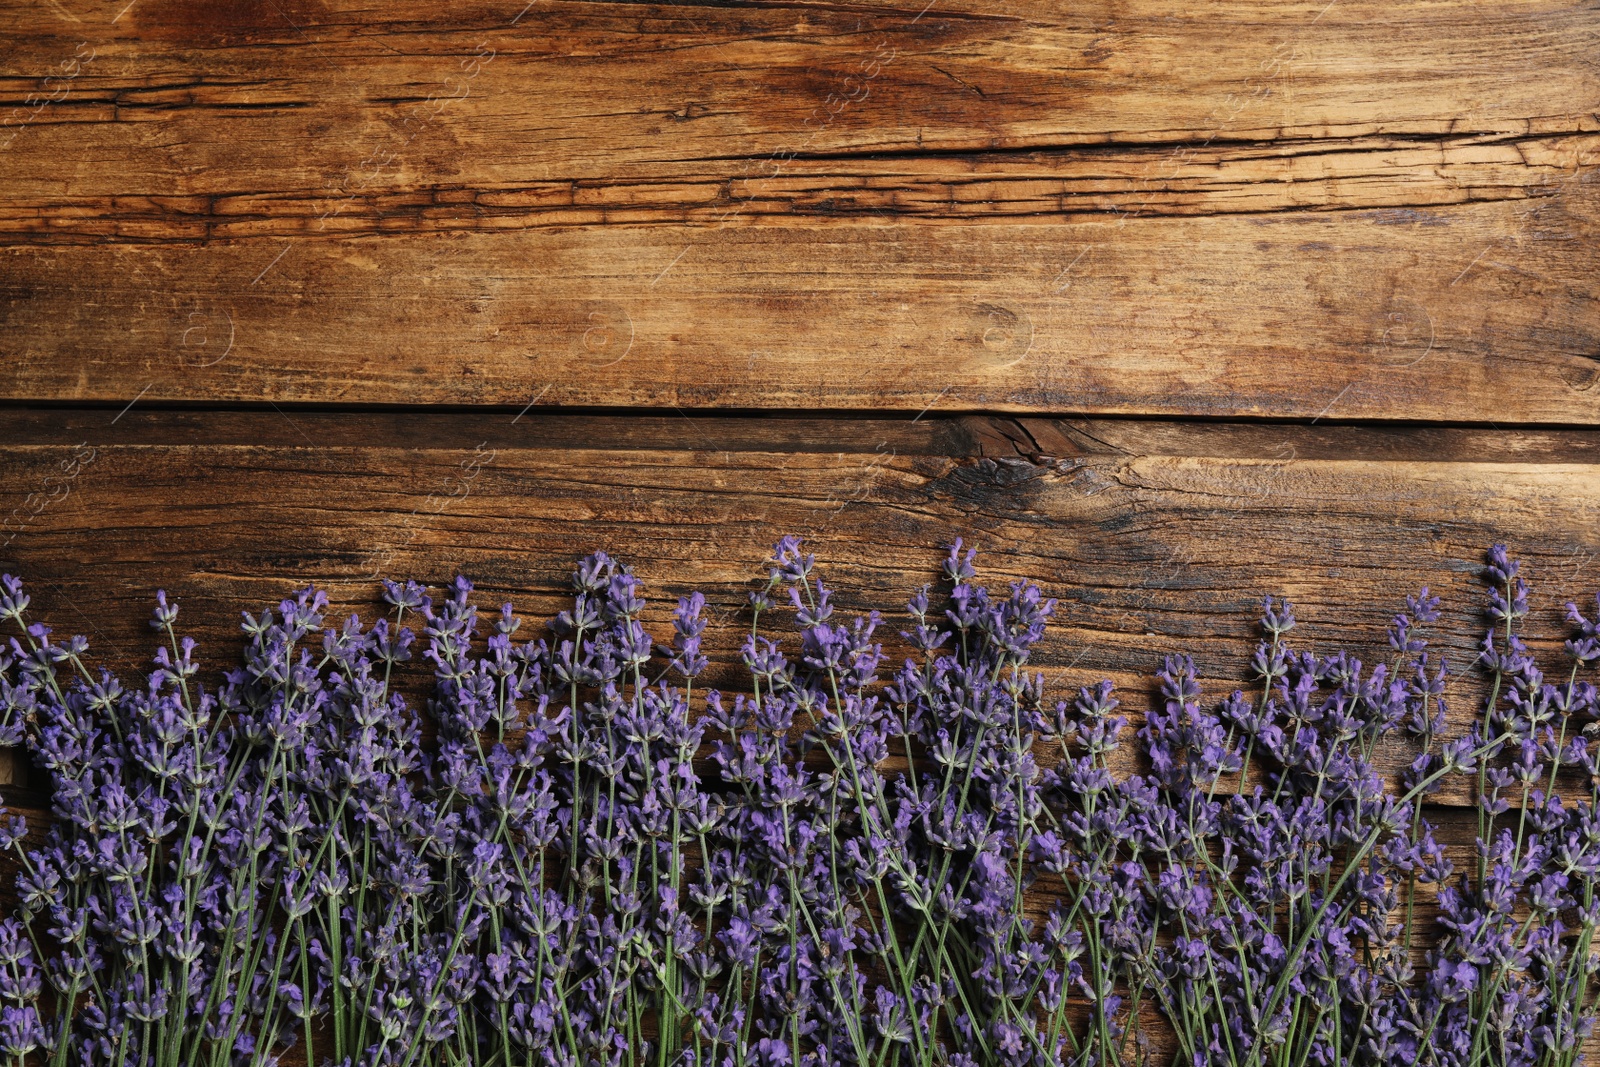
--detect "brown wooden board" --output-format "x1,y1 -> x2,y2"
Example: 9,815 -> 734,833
4,1 -> 1596,190
1,410 -> 1597,806
0,2 -> 1596,417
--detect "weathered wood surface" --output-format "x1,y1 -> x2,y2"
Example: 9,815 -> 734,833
0,1 -> 1596,417
2,411 -> 1597,807
6,1 -> 1596,190
2,1 -> 1598,1058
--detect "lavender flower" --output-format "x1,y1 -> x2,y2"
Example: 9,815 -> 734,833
0,542 -> 1593,1067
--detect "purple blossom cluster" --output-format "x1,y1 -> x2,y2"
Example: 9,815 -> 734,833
0,540 -> 1595,1067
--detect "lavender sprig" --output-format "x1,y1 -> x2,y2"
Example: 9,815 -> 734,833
0,545 -> 1595,1067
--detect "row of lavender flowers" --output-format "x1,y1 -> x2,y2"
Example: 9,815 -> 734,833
0,540 -> 1596,1067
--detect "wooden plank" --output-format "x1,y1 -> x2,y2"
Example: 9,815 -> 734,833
1,0 -> 1595,193
0,3 -> 1595,418
1,411 -> 1596,806
1,134 -> 1594,242
2,183 -> 1596,418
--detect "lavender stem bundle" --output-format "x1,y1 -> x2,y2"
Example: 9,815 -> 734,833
0,540 -> 1595,1067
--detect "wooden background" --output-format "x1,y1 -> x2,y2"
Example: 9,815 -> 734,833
1,0 -> 1598,1058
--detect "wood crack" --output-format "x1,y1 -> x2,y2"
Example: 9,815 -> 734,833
673,128 -> 1600,167
0,192 -> 1554,245
1,129 -> 1591,244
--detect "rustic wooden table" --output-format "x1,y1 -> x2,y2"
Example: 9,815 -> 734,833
1,0 -> 1597,1061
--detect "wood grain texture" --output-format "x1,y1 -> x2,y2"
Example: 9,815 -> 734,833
2,186 -> 1597,417
2,134 -> 1596,242
2,0 -> 1596,190
0,1 -> 1596,418
2,411 -> 1597,806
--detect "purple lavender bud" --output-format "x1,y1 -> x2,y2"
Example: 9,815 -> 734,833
381,578 -> 430,613
149,588 -> 180,630
0,577 -> 29,623
942,539 -> 977,584
1261,595 -> 1296,636
0,1004 -> 45,1057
